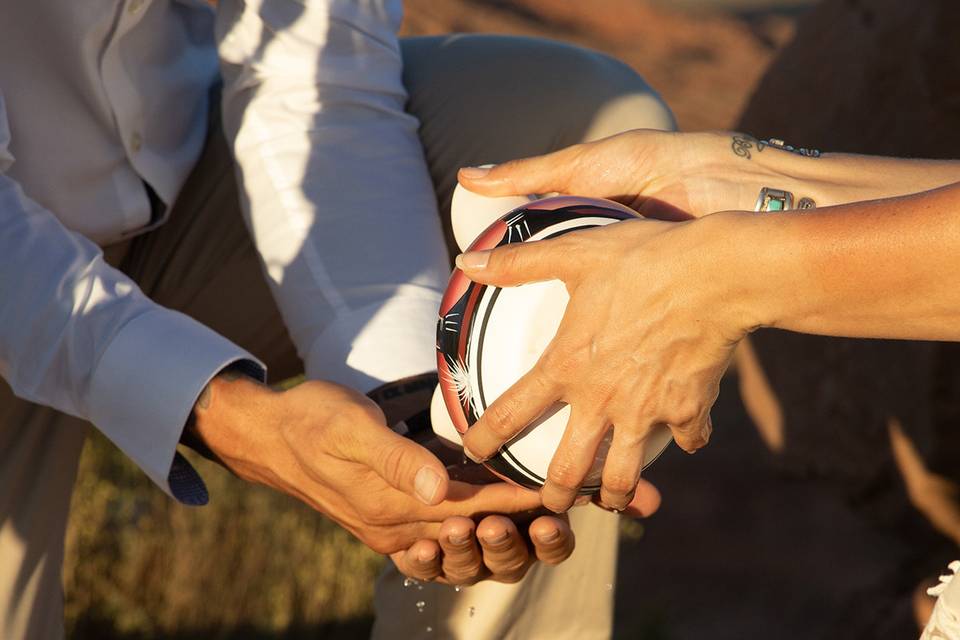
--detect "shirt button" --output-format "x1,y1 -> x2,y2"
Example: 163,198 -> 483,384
128,0 -> 146,13
130,132 -> 143,152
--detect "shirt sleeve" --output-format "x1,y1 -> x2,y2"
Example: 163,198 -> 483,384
215,0 -> 448,394
0,93 -> 264,504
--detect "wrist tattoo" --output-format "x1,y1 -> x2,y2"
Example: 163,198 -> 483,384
194,367 -> 258,412
733,133 -> 821,160
731,134 -> 766,160
763,137 -> 821,158
195,384 -> 212,410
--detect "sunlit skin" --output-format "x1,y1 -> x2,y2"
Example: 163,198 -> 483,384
189,373 -> 661,584
454,129 -> 960,513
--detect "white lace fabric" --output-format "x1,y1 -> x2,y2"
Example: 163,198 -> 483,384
922,561 -> 960,639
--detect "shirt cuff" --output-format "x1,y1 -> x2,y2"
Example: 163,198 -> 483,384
304,290 -> 441,394
87,309 -> 265,504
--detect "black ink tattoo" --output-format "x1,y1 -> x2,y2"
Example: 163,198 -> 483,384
731,134 -> 766,160
195,384 -> 212,410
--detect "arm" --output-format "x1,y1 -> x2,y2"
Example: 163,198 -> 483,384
456,129 -> 960,219
454,131 -> 960,512
726,181 -> 960,341
0,93 -> 260,503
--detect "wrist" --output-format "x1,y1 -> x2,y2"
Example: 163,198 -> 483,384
699,210 -> 786,336
712,131 -> 863,210
190,371 -> 281,479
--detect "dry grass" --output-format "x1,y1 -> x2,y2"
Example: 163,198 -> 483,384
64,431 -> 383,639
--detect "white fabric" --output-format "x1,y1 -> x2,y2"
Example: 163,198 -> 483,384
922,561 -> 960,639
216,0 -> 447,391
0,0 -> 446,497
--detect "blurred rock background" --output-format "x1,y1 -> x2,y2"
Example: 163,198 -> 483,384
64,1 -> 960,638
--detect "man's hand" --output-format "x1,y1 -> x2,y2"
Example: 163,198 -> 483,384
191,375 -> 540,554
189,373 -> 641,584
391,510 -> 576,585
456,215 -> 750,512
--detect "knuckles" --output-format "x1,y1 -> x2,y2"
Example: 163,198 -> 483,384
601,475 -> 637,499
483,396 -> 526,439
547,461 -> 584,493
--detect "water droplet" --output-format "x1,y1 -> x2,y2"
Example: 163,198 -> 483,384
416,600 -> 426,613
417,583 -> 424,591
426,626 -> 433,633
454,585 -> 462,592
403,577 -> 420,588
605,583 -> 613,591
469,606 -> 476,617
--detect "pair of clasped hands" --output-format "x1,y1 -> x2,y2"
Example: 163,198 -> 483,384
195,130 -> 767,585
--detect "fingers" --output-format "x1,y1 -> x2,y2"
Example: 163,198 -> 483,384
357,426 -> 450,506
477,515 -> 532,584
461,367 -> 560,463
598,424 -> 648,512
620,478 -> 662,518
438,517 -> 486,585
455,239 -> 570,288
457,146 -> 578,197
393,514 -> 575,586
541,412 -> 610,513
436,480 -> 542,519
528,514 -> 575,565
391,539 -> 442,582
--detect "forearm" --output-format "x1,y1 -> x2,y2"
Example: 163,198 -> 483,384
727,181 -> 960,341
703,132 -> 960,210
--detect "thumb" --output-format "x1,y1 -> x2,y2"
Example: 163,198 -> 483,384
364,429 -> 450,506
458,147 -> 577,197
455,240 -> 567,287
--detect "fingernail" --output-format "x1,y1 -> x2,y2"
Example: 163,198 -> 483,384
448,532 -> 471,546
482,531 -> 509,545
463,445 -> 487,464
460,166 -> 490,180
455,252 -> 490,271
536,529 -> 560,543
415,467 -> 442,504
598,501 -> 624,513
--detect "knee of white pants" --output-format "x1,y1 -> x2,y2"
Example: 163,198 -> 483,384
403,34 -> 676,141
519,42 -> 678,137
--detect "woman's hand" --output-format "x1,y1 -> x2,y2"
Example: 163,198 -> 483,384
458,213 -> 758,512
458,129 -> 773,219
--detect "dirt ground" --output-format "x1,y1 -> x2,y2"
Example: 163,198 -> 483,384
615,373 -> 940,639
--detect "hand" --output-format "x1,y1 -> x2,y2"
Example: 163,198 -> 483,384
366,376 -> 658,584
457,129 -> 777,219
393,439 -> 659,583
457,213 -> 754,512
190,374 -> 546,558
365,374 -> 582,584
390,508 -> 575,585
